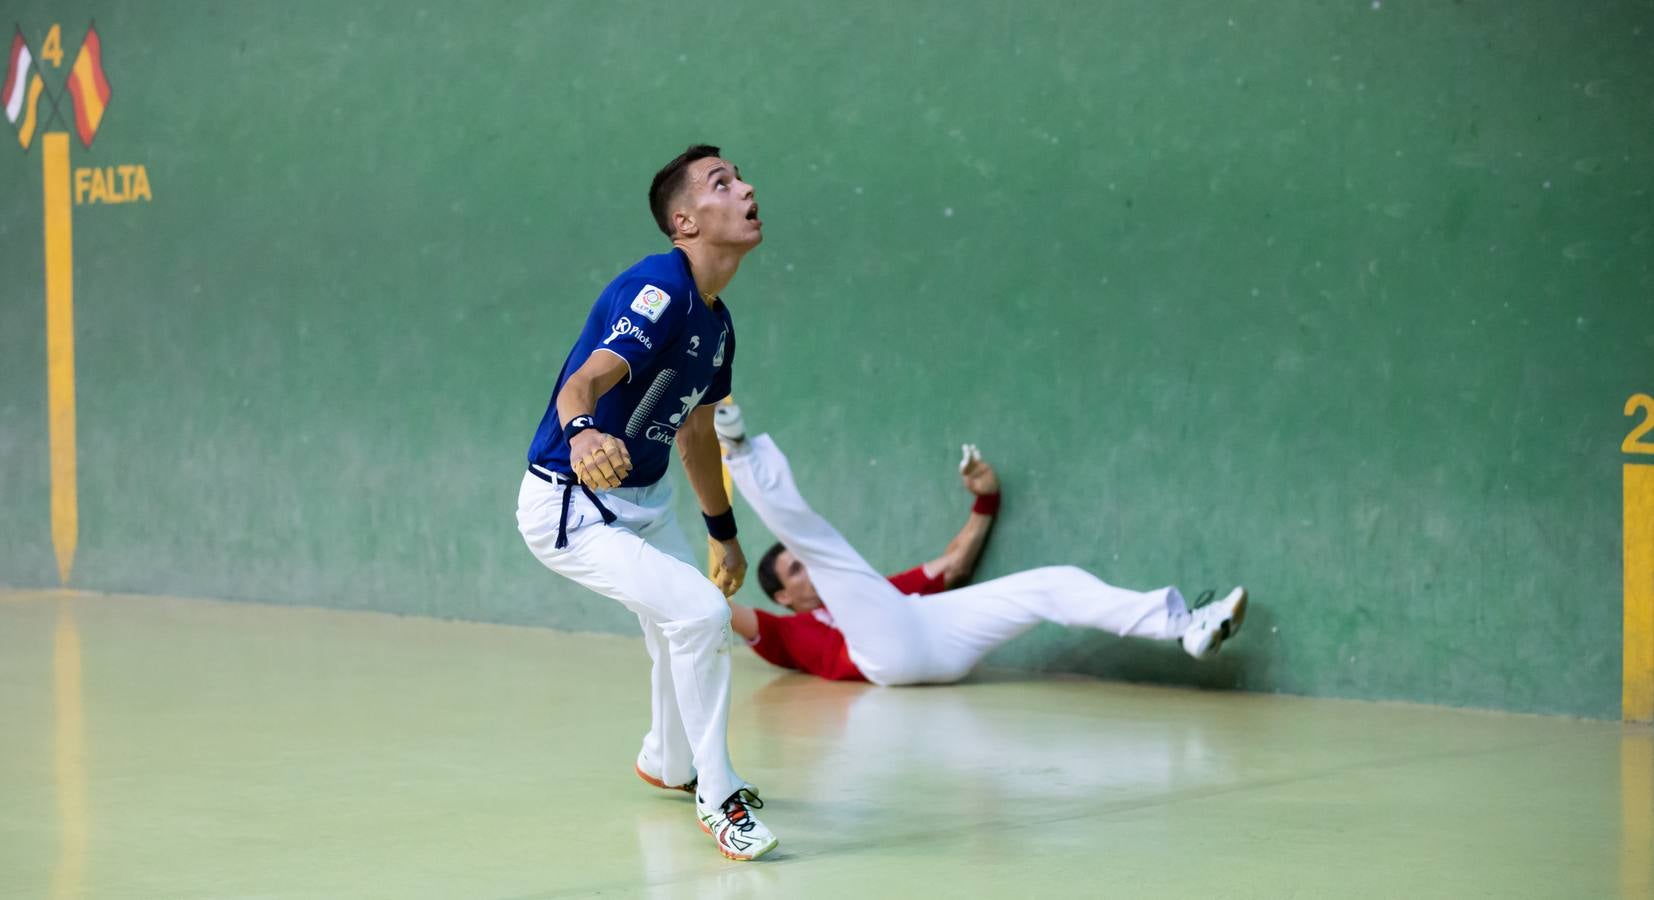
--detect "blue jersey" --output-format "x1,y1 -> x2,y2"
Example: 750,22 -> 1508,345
527,248 -> 736,488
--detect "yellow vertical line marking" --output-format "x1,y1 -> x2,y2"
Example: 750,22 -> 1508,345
1627,463 -> 1653,723
52,599 -> 87,900
1621,731 -> 1652,900
43,132 -> 78,586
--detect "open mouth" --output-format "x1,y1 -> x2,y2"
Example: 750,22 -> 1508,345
745,204 -> 759,222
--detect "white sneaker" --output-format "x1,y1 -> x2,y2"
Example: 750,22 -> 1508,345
698,788 -> 777,861
634,754 -> 696,795
713,399 -> 747,445
635,756 -> 757,797
1181,587 -> 1248,661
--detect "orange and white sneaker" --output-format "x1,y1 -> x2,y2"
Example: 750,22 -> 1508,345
634,757 -> 696,795
697,788 -> 777,861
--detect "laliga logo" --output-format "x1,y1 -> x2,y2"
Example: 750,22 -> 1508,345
604,316 -> 653,350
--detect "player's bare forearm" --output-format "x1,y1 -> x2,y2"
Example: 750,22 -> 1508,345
554,351 -> 629,423
680,405 -> 747,596
927,452 -> 1000,588
677,405 -> 731,515
555,352 -> 634,489
727,600 -> 758,641
931,513 -> 994,588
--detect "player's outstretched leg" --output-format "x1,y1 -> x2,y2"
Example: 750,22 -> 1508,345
719,430 -> 879,579
913,566 -> 1207,683
720,411 -> 930,684
1179,587 -> 1248,660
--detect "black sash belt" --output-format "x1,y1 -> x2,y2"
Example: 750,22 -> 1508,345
529,466 -> 617,549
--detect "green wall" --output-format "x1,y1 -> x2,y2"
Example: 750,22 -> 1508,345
3,1 -> 1650,718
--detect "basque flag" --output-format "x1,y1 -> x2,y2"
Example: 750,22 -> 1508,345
3,28 -> 46,149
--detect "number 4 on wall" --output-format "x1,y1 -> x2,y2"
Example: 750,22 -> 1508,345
1627,394 -> 1654,456
39,24 -> 63,67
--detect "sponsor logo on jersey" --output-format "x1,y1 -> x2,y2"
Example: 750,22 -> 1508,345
687,335 -> 701,357
630,284 -> 671,322
668,384 -> 709,426
603,315 -> 653,350
711,328 -> 727,367
636,383 -> 711,446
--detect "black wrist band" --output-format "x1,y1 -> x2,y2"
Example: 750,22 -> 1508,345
563,415 -> 597,443
704,508 -> 738,542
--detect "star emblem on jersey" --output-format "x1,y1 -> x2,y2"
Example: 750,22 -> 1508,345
669,384 -> 708,426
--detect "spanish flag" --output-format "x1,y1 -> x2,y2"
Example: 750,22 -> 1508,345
66,24 -> 110,148
4,29 -> 46,150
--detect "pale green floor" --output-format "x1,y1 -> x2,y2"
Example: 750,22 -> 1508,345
0,590 -> 1649,900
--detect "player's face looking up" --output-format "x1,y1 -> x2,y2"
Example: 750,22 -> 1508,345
770,548 -> 823,613
672,156 -> 762,250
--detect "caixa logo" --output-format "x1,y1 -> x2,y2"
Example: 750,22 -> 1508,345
603,316 -> 653,350
642,424 -> 678,446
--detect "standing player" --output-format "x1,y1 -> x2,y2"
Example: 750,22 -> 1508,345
515,145 -> 776,860
714,404 -> 1248,685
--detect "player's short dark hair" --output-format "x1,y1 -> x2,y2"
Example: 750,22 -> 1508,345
755,541 -> 787,601
649,144 -> 722,238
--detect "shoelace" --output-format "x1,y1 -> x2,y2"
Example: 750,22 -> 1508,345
721,789 -> 764,833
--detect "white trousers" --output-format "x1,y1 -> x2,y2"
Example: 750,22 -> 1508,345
726,435 -> 1192,686
516,472 -> 740,807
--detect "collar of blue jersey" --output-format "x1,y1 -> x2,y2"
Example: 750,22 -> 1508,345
670,247 -> 727,312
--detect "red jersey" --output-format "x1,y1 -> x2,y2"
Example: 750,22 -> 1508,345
747,564 -> 948,681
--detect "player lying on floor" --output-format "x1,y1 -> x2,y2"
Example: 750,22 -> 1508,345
713,403 -> 1248,685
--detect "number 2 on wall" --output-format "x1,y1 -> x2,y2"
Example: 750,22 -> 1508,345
1627,394 -> 1654,455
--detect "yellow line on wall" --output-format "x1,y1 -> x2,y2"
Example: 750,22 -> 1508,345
43,132 -> 78,586
1626,463 -> 1653,723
